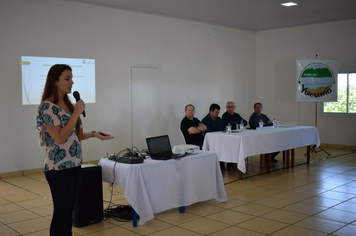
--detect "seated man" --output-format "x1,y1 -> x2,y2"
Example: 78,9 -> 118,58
180,104 -> 207,149
249,102 -> 279,162
222,101 -> 248,169
249,102 -> 273,129
202,103 -> 226,171
202,103 -> 225,132
222,101 -> 248,130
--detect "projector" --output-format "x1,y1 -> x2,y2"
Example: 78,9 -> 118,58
173,144 -> 200,155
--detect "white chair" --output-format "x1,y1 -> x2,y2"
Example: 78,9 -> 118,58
179,128 -> 186,144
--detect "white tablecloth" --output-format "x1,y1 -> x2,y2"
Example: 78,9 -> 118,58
98,151 -> 227,225
203,126 -> 320,173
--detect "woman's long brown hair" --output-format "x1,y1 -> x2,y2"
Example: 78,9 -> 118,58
41,64 -> 82,141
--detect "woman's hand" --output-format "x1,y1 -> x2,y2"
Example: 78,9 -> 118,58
94,131 -> 115,141
73,99 -> 85,117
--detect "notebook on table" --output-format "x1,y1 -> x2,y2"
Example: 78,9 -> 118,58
146,135 -> 184,160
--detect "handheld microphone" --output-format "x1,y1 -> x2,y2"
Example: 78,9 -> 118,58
73,91 -> 86,117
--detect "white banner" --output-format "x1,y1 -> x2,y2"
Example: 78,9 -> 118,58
296,59 -> 338,102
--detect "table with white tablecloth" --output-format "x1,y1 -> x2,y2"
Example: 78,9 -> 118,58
202,126 -> 320,173
98,151 -> 227,226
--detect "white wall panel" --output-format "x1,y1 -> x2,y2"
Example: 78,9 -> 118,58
0,0 -> 256,173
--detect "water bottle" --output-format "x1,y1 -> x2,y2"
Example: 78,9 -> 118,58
273,118 -> 276,128
259,119 -> 263,128
240,120 -> 244,131
226,123 -> 232,134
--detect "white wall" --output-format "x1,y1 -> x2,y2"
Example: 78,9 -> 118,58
256,19 -> 356,146
0,0 -> 256,173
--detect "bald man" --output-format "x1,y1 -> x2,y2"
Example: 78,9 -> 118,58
180,104 -> 207,149
222,101 -> 248,130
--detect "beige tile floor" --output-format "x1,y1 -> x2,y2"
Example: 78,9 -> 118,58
1,147 -> 356,235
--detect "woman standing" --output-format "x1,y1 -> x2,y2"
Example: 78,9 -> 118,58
36,64 -> 114,236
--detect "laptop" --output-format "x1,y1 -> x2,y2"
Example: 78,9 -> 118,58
146,135 -> 184,160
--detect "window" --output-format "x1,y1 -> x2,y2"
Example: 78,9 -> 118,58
323,73 -> 356,113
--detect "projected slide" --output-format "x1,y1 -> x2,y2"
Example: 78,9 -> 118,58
21,56 -> 95,105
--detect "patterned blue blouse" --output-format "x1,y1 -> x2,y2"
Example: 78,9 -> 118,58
36,101 -> 82,171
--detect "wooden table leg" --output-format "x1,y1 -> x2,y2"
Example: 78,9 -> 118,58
267,153 -> 271,173
260,154 -> 264,175
283,150 -> 286,162
239,170 -> 244,180
286,150 -> 290,169
307,145 -> 311,164
291,149 -> 295,168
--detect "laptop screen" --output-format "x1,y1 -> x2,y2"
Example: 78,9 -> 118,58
146,135 -> 172,157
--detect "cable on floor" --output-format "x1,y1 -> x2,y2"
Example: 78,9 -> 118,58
102,183 -> 137,222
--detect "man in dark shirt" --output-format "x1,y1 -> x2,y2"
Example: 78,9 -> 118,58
202,103 -> 225,132
180,104 -> 207,149
249,102 -> 279,162
222,101 -> 248,169
202,103 -> 227,171
222,101 -> 248,130
249,102 -> 273,129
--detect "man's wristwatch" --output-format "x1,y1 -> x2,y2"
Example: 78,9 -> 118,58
91,131 -> 96,137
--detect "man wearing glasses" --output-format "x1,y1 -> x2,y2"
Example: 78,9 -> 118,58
249,102 -> 273,129
249,102 -> 279,162
222,101 -> 248,130
222,101 -> 248,169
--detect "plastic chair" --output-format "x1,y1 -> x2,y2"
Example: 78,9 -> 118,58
179,128 -> 186,144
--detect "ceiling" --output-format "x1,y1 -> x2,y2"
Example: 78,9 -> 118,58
63,0 -> 356,31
